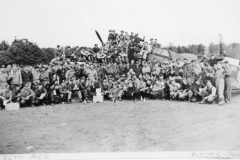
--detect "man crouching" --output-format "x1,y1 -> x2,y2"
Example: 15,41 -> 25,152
34,83 -> 47,106
199,80 -> 216,104
20,82 -> 35,107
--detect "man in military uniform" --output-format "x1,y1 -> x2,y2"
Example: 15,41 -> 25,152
32,66 -> 41,85
20,82 -> 35,107
78,77 -> 89,103
34,83 -> 47,106
188,80 -> 202,102
57,64 -> 67,84
65,66 -> 76,81
0,84 -> 12,110
108,30 -> 114,43
215,62 -> 227,105
41,66 -> 51,82
203,63 -> 215,86
199,80 -> 216,104
151,75 -> 165,100
21,66 -> 33,88
0,67 -> 9,90
182,60 -> 194,88
128,39 -> 135,63
208,55 -> 217,67
134,34 -> 145,44
102,79 -> 111,100
133,63 -> 142,76
223,60 -> 232,103
59,81 -> 72,104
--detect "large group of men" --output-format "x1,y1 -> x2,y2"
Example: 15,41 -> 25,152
0,30 -> 233,110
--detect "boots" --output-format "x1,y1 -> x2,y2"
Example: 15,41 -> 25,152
199,99 -> 205,104
218,98 -> 225,105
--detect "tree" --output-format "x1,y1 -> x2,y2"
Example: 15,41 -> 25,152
41,48 -> 55,64
198,44 -> 205,55
219,42 -> 224,56
208,43 -> 218,55
177,46 -> 181,53
8,39 -> 43,65
187,44 -> 198,55
0,40 -> 9,51
0,51 -> 14,66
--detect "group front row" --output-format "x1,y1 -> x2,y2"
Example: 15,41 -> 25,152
0,73 -> 218,109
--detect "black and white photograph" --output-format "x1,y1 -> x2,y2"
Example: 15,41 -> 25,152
0,0 -> 240,159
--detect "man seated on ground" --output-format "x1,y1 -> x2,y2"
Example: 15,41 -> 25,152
78,77 -> 89,103
199,80 -> 216,104
20,82 -> 35,107
11,85 -> 21,103
50,81 -> 62,104
169,79 -> 181,100
59,81 -> 72,104
102,79 -> 111,100
109,83 -> 123,103
0,84 -> 12,110
188,80 -> 202,102
123,82 -> 138,101
43,79 -> 55,106
34,83 -> 47,106
151,75 -> 165,100
68,78 -> 82,102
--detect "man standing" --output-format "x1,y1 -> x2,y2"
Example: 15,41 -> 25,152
108,30 -> 114,43
215,62 -> 226,105
128,39 -> 135,63
32,66 -> 40,85
21,66 -> 33,88
208,55 -> 217,67
57,64 -> 67,84
9,65 -> 22,97
0,67 -> 9,90
223,60 -> 232,103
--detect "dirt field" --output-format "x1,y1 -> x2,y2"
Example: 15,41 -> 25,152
1,95 -> 240,154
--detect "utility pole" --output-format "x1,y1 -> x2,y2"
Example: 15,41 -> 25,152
218,34 -> 223,55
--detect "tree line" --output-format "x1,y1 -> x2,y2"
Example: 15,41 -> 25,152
0,39 -> 55,66
0,39 -> 239,66
169,42 -> 240,56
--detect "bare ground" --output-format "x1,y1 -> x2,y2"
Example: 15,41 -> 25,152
0,95 -> 240,154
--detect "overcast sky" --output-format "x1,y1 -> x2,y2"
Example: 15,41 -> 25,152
1,0 -> 240,48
